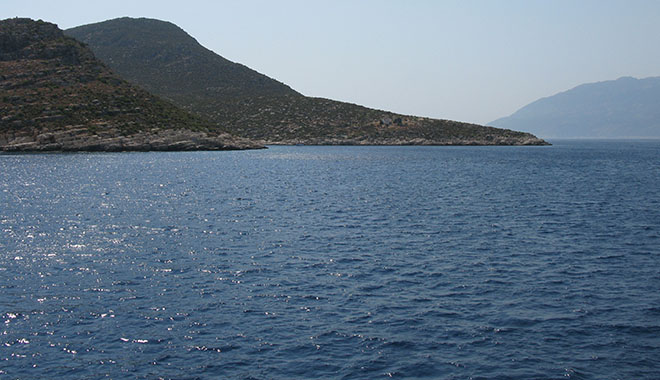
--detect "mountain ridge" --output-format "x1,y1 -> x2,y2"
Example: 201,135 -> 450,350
490,76 -> 660,139
66,17 -> 548,146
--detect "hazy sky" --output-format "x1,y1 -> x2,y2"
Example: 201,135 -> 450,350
3,0 -> 660,124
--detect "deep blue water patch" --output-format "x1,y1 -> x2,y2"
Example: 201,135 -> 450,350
1,141 -> 659,379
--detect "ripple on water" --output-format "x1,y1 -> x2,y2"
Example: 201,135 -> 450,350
1,143 -> 660,379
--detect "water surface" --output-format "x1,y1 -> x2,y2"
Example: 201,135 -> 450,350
1,141 -> 659,379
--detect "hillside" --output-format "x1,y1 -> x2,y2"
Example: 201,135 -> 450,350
66,17 -> 547,146
490,77 -> 660,139
0,18 -> 262,151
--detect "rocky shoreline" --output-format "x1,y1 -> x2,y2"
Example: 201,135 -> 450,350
1,125 -> 546,152
0,125 -> 263,152
266,136 -> 549,146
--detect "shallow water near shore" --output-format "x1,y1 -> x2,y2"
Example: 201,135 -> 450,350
1,141 -> 659,379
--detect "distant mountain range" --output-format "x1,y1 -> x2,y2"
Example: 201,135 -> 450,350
490,76 -> 660,139
66,17 -> 547,146
0,18 -> 261,151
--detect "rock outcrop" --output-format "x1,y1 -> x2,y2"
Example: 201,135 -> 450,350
0,18 -> 263,152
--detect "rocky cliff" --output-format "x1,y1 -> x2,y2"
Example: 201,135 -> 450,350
0,18 -> 263,151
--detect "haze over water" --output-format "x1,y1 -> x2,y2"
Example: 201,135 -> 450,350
1,141 -> 660,379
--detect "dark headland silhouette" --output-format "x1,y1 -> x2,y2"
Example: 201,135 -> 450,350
0,18 -> 263,151
66,17 -> 548,146
490,76 -> 660,139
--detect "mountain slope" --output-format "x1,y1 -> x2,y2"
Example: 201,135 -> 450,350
490,77 -> 660,139
0,18 -> 262,151
66,17 -> 547,146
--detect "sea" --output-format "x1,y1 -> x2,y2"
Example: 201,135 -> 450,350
1,140 -> 659,379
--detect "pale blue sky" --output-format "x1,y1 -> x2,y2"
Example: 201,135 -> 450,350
3,0 -> 660,124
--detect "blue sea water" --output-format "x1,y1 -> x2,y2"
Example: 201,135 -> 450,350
1,140 -> 659,379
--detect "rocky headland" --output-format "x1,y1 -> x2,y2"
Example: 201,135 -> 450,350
67,17 -> 548,146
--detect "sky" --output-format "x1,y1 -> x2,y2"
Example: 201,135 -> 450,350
2,0 -> 660,125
